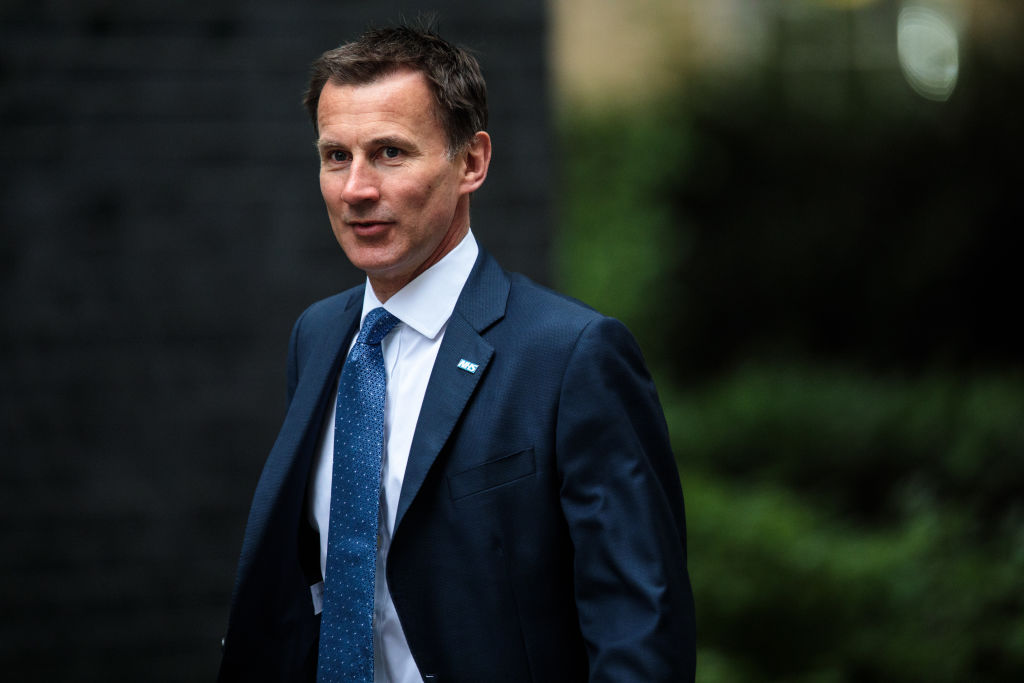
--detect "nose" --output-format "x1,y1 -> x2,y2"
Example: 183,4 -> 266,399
340,158 -> 380,205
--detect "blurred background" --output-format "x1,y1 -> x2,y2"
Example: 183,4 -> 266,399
1,0 -> 1022,681
555,1 -> 1024,681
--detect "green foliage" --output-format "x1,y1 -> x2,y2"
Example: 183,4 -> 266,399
684,466 -> 1024,682
662,362 -> 1024,682
666,365 -> 1024,533
663,363 -> 1024,682
555,108 -> 692,364
670,365 -> 1024,682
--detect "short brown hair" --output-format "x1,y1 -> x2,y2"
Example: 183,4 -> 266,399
303,24 -> 488,156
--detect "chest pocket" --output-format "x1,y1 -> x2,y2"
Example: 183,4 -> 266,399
447,448 -> 536,501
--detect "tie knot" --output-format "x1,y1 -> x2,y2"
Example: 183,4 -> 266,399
357,307 -> 400,345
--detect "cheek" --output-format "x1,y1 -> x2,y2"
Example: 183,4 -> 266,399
391,178 -> 435,210
416,175 -> 459,212
320,174 -> 338,203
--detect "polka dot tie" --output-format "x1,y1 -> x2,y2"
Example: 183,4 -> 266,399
318,307 -> 400,682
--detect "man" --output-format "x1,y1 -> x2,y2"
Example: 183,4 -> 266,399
219,25 -> 695,682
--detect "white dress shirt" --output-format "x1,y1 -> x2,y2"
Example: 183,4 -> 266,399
308,230 -> 479,683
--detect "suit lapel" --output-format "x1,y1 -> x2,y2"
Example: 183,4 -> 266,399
298,296 -> 361,418
394,250 -> 510,532
283,292 -> 362,462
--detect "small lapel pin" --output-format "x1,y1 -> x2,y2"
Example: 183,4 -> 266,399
457,358 -> 479,374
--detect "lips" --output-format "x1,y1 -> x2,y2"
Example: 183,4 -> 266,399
347,220 -> 394,236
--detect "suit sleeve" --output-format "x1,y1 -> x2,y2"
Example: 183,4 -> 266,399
556,316 -> 696,682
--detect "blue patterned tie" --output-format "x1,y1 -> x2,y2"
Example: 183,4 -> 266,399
318,307 -> 401,682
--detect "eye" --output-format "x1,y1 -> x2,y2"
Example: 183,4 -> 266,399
329,150 -> 349,163
382,146 -> 401,159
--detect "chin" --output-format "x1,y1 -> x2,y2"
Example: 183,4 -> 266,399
341,241 -> 394,269
346,249 -> 412,282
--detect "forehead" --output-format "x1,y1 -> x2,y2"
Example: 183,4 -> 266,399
316,69 -> 442,140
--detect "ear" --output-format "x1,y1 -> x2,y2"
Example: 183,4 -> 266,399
459,131 -> 491,195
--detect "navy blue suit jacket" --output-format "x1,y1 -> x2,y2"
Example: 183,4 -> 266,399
219,250 -> 696,682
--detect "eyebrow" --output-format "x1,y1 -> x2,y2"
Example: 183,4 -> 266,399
315,135 -> 416,154
375,135 -> 405,147
315,137 -> 343,155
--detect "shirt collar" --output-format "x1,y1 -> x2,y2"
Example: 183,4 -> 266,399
360,229 -> 479,340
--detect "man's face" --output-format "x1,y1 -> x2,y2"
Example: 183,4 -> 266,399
316,69 -> 476,299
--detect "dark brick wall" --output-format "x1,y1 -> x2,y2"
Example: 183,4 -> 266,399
0,2 -> 551,680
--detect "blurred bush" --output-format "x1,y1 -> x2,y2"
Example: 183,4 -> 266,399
667,366 -> 1024,532
556,26 -> 1024,683
667,367 -> 1024,681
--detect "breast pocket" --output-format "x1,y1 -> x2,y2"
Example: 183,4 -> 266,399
447,448 -> 537,501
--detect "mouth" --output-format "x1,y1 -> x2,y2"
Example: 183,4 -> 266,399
346,220 -> 394,236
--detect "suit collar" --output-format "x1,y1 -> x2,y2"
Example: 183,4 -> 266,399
285,286 -> 363,481
450,247 -> 510,334
300,288 -> 362,410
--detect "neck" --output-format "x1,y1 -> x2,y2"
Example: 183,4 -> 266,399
369,204 -> 470,303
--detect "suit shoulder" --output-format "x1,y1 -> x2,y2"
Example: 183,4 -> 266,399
505,272 -> 609,331
497,272 -> 646,361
